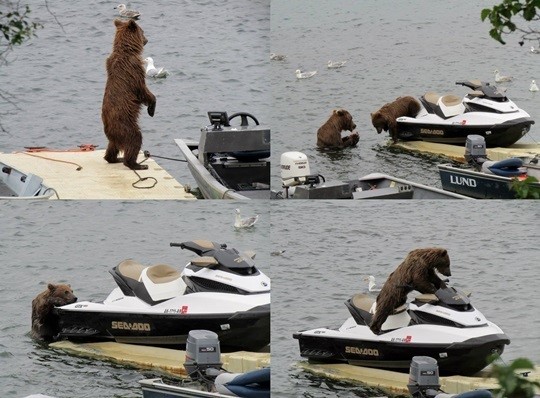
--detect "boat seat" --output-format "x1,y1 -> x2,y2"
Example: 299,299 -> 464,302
145,264 -> 182,284
351,293 -> 407,315
141,264 -> 186,302
422,92 -> 465,118
117,259 -> 146,281
483,158 -> 525,177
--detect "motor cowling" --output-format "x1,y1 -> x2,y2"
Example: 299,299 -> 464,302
407,356 -> 440,398
280,152 -> 312,187
464,135 -> 488,169
184,330 -> 222,380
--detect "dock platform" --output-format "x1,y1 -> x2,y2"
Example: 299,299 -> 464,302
298,361 -> 540,395
49,341 -> 270,376
393,141 -> 540,163
0,149 -> 195,200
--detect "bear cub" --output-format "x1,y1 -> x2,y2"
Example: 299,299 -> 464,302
31,283 -> 77,341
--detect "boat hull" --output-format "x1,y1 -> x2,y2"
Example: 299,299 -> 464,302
396,116 -> 534,147
293,330 -> 509,376
175,139 -> 270,200
438,164 -> 540,199
55,303 -> 270,352
1,161 -> 52,199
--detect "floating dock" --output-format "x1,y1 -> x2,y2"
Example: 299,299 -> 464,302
393,141 -> 540,163
49,341 -> 269,376
0,149 -> 195,200
298,362 -> 540,395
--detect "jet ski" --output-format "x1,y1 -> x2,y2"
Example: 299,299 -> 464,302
54,240 -> 270,352
395,80 -> 534,147
293,285 -> 510,376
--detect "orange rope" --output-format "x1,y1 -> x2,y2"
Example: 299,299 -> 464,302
16,151 -> 83,171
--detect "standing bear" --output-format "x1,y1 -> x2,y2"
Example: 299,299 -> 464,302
102,19 -> 156,170
31,283 -> 77,342
370,248 -> 451,335
371,96 -> 421,143
316,109 -> 359,149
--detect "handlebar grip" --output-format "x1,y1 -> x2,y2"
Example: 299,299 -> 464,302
170,242 -> 183,247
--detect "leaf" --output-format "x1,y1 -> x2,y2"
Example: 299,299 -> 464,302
509,357 -> 535,371
481,8 -> 492,20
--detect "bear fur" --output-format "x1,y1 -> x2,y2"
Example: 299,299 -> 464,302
101,19 -> 156,170
316,109 -> 359,149
370,248 -> 451,335
371,96 -> 421,143
31,283 -> 77,341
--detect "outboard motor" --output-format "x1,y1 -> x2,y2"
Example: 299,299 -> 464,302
280,152 -> 323,198
464,135 -> 489,170
408,356 -> 492,398
184,330 -> 224,390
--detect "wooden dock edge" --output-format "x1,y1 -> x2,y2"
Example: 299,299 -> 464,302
49,341 -> 269,377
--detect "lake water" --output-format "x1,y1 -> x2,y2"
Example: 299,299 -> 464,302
1,1 -> 539,397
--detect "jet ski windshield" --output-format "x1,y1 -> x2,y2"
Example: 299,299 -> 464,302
456,80 -> 507,102
174,239 -> 259,276
415,286 -> 472,311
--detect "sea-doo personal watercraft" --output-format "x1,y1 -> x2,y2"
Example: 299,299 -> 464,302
293,285 -> 509,376
54,240 -> 270,352
395,80 -> 534,147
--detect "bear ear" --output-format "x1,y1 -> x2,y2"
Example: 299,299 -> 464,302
114,19 -> 124,28
47,283 -> 56,291
127,19 -> 139,31
440,249 -> 448,256
334,109 -> 344,116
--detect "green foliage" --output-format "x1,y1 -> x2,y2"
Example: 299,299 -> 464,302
490,357 -> 540,398
511,176 -> 540,199
481,0 -> 540,44
0,3 -> 41,52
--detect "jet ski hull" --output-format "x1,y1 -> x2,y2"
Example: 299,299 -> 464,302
293,329 -> 509,376
396,116 -> 534,147
55,303 -> 270,352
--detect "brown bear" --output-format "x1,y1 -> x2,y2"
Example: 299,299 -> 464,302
370,248 -> 451,335
370,96 -> 421,143
316,109 -> 359,149
31,283 -> 77,341
101,19 -> 156,170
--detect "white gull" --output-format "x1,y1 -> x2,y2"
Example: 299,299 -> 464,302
270,53 -> 286,61
530,80 -> 539,92
327,60 -> 347,69
144,57 -> 169,78
234,208 -> 259,229
494,69 -> 513,83
530,46 -> 540,54
364,275 -> 382,292
115,4 -> 140,19
295,69 -> 317,79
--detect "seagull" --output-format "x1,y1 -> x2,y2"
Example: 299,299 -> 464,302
143,57 -> 169,78
234,209 -> 259,229
364,276 -> 381,292
295,69 -> 317,79
270,249 -> 286,256
530,46 -> 540,54
530,80 -> 539,92
327,60 -> 347,69
270,53 -> 286,61
115,4 -> 140,19
494,69 -> 513,83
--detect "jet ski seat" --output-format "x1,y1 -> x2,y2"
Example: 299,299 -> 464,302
114,260 -> 186,304
421,92 -> 465,119
346,293 -> 408,329
141,264 -> 186,302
